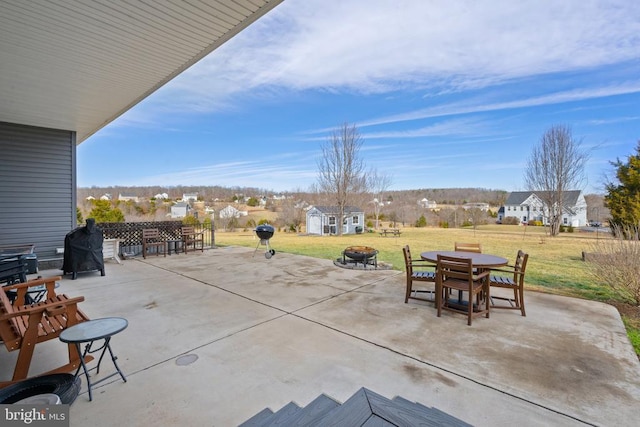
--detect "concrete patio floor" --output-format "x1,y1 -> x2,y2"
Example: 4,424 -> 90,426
2,246 -> 639,426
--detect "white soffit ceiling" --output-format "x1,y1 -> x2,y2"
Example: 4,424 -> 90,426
0,0 -> 283,143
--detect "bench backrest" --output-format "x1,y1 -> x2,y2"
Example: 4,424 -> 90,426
181,226 -> 195,235
143,228 -> 160,238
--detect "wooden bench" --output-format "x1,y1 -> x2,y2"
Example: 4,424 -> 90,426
0,276 -> 92,382
181,226 -> 204,253
379,228 -> 402,237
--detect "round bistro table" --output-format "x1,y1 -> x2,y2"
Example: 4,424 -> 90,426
59,317 -> 128,401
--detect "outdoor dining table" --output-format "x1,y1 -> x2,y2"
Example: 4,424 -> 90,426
420,251 -> 508,269
420,250 -> 508,309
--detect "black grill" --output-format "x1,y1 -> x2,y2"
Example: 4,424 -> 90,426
254,224 -> 275,259
62,219 -> 105,280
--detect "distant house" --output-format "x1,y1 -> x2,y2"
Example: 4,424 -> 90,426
502,190 -> 587,226
119,192 -> 139,203
418,198 -> 437,209
182,193 -> 198,203
100,193 -> 112,201
219,205 -> 248,219
171,201 -> 191,219
463,202 -> 489,211
306,206 -> 364,235
85,196 -> 95,201
154,193 -> 169,200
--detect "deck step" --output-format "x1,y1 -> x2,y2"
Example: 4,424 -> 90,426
258,401 -> 301,426
318,388 -> 441,427
392,396 -> 472,426
238,387 -> 472,426
287,394 -> 341,426
237,408 -> 274,427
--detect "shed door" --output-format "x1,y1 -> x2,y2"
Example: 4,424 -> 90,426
308,215 -> 321,234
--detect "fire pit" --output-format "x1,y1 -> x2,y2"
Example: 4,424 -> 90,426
253,224 -> 275,259
342,246 -> 378,269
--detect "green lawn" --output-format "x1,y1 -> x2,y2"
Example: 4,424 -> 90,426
215,225 -> 639,356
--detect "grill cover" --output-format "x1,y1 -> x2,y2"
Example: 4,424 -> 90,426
62,219 -> 105,279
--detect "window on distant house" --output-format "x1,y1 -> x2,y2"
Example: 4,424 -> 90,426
328,216 -> 336,225
352,216 -> 359,224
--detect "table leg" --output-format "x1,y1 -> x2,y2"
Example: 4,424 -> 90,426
74,341 -> 94,401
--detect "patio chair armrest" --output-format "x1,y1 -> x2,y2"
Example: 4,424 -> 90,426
474,270 -> 491,280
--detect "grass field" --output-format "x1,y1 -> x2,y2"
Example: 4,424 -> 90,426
215,224 -> 640,356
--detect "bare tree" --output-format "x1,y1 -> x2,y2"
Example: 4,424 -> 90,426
317,123 -> 368,235
368,169 -> 393,229
525,125 -> 588,236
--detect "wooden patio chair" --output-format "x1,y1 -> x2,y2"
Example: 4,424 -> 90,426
489,250 -> 528,316
402,245 -> 436,303
436,254 -> 490,326
142,228 -> 166,259
454,242 -> 482,253
0,276 -> 92,382
181,226 -> 204,253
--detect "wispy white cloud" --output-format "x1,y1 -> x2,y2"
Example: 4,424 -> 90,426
150,0 -> 640,113
353,82 -> 640,130
134,157 -> 318,190
587,116 -> 640,125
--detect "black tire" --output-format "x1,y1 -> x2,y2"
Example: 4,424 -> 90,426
0,374 -> 81,405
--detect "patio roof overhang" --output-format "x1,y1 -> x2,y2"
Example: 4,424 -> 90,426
0,0 -> 282,143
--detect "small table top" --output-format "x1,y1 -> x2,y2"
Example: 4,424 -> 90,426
60,317 -> 128,344
420,251 -> 508,268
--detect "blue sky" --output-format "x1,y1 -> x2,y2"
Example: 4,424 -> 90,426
78,0 -> 640,194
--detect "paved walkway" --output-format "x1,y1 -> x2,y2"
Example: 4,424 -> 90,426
2,247 -> 639,426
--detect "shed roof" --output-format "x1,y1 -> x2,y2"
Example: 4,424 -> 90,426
310,206 -> 364,215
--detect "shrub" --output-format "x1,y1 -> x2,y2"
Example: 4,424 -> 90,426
182,215 -> 199,226
258,218 -> 270,225
529,220 -> 543,226
567,225 -> 575,233
501,217 -> 520,225
415,215 -> 427,228
439,221 -> 449,228
587,224 -> 640,305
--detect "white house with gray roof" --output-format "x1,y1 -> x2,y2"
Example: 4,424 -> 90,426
306,206 -> 365,235
502,191 -> 587,226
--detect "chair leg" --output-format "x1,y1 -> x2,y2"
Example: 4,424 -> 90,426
485,285 -> 490,319
519,288 -> 526,317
